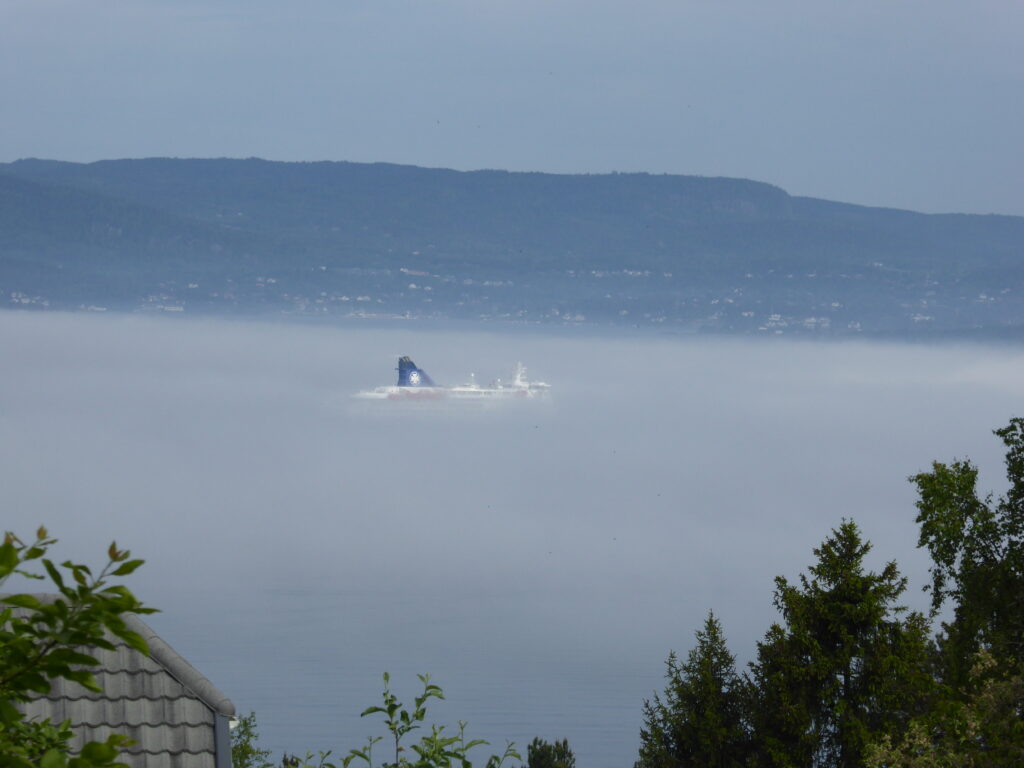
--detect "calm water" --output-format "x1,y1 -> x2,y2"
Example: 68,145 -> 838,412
3,312 -> 1022,767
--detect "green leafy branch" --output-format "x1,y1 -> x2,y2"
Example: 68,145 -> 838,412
0,527 -> 154,768
279,674 -> 519,768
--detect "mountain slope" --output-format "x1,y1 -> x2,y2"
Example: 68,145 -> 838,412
2,158 -> 1022,334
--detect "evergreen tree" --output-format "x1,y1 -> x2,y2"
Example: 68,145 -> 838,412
526,737 -> 575,768
636,612 -> 749,768
747,521 -> 933,768
747,623 -> 818,768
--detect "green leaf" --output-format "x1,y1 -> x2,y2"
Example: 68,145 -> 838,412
111,559 -> 144,577
1,594 -> 43,610
61,669 -> 102,693
42,559 -> 65,590
22,671 -> 55,694
46,648 -> 101,667
114,629 -> 149,655
80,739 -> 118,762
0,542 -> 19,577
62,561 -> 92,577
0,698 -> 23,724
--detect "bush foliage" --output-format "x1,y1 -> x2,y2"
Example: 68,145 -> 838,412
0,528 -> 153,768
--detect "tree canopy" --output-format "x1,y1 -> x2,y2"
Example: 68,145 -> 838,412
749,521 -> 933,768
637,612 -> 749,768
912,417 -> 1024,683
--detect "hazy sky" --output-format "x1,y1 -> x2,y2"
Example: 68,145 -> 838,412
4,311 -> 1024,764
2,0 -> 1021,215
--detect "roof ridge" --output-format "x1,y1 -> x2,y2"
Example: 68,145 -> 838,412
59,670 -> 193,676
122,613 -> 235,717
56,668 -> 190,676
59,718 -> 218,727
40,693 -> 197,700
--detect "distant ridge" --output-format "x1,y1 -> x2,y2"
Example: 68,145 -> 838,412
2,157 -> 1022,336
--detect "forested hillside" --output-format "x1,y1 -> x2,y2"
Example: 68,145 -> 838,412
2,158 -> 1022,335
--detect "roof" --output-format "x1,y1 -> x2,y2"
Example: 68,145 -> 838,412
8,595 -> 235,768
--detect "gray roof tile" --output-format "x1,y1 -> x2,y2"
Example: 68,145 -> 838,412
68,724 -> 216,755
40,670 -> 195,701
118,753 -> 217,768
21,696 -> 214,727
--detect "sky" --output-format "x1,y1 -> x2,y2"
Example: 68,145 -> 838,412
4,311 -> 1024,764
1,0 -> 1022,216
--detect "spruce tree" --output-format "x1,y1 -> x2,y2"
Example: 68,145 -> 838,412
747,520 -> 933,768
526,737 -> 575,768
637,612 -> 750,768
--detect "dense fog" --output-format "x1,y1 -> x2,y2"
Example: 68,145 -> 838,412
2,311 -> 1021,766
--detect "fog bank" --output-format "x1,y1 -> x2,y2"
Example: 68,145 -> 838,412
2,311 -> 1021,766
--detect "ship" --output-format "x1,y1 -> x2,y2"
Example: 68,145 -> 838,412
353,357 -> 551,401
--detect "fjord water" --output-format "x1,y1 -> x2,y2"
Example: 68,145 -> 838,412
3,312 -> 1022,767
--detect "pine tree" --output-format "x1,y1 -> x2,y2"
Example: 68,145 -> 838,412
526,737 -> 575,768
747,521 -> 934,768
637,612 -> 750,768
